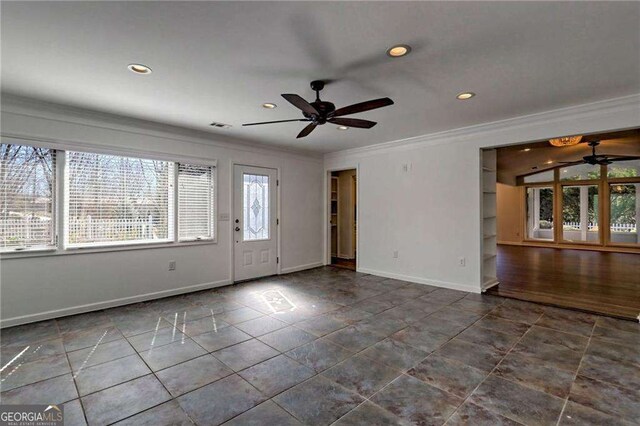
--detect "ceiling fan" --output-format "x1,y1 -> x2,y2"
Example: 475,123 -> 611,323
242,80 -> 394,138
559,140 -> 640,166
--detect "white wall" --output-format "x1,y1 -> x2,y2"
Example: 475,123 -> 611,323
325,94 -> 640,293
0,97 -> 324,326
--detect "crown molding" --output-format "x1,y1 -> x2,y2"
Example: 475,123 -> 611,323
1,93 -> 323,162
325,93 -> 640,160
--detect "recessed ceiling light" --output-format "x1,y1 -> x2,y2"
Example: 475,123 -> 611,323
127,63 -> 152,75
262,103 -> 277,109
386,44 -> 411,58
546,160 -> 554,164
523,148 -> 531,152
456,92 -> 475,100
337,126 -> 349,131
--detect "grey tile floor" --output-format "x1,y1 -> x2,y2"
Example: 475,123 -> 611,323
1,267 -> 638,425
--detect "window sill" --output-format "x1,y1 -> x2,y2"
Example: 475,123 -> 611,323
0,247 -> 57,255
0,239 -> 217,260
66,239 -> 175,250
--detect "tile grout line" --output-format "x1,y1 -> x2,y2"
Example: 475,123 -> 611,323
58,317 -> 91,426
554,319 -> 596,426
438,310 -> 542,426
326,295 -> 509,425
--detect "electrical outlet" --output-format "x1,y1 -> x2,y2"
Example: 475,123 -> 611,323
169,260 -> 176,271
393,250 -> 399,259
458,257 -> 466,267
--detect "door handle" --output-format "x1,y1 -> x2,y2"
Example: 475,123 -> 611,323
235,227 -> 240,232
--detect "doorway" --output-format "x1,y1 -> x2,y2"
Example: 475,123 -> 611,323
233,165 -> 278,282
486,128 -> 640,320
329,169 -> 357,270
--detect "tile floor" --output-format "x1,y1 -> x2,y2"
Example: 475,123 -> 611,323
1,267 -> 638,425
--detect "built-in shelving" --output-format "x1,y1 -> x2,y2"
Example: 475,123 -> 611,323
330,176 -> 339,257
481,149 -> 499,291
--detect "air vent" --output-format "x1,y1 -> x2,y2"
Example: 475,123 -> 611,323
210,122 -> 232,129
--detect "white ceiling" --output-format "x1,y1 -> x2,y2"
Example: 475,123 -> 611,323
2,1 -> 639,153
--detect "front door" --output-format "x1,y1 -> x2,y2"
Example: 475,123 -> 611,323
233,165 -> 278,282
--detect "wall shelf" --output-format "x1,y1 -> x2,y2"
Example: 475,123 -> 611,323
481,149 -> 499,292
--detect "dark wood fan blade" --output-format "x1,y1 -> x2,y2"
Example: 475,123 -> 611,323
297,123 -> 317,138
558,161 -> 584,165
332,97 -> 394,117
242,119 -> 308,126
606,156 -> 640,163
329,118 -> 377,129
281,94 -> 319,116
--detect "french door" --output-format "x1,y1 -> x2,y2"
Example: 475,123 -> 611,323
233,165 -> 278,282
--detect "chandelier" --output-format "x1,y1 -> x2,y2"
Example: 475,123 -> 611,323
549,135 -> 583,147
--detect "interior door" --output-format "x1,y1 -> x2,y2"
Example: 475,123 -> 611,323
234,165 -> 278,282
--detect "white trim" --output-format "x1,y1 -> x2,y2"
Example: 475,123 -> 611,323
1,133 -> 219,166
0,239 -> 217,260
482,278 -> 500,292
0,278 -> 232,328
280,262 -> 324,274
230,162 -> 281,282
324,93 -> 640,160
2,94 -> 323,162
324,165 -> 360,270
357,267 -> 481,294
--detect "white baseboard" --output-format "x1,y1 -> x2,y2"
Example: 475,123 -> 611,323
357,267 -> 481,294
0,278 -> 232,328
280,262 -> 324,274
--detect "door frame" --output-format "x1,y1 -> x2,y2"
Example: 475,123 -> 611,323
324,165 -> 360,270
230,161 -> 281,283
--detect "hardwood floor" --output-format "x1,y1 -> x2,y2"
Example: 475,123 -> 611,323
330,257 -> 356,271
488,244 -> 640,320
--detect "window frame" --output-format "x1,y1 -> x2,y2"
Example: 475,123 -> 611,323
0,143 -> 59,253
0,137 -> 218,258
518,163 -> 640,249
63,151 -> 177,249
176,162 -> 217,243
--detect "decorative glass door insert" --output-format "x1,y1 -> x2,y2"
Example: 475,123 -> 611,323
243,173 -> 270,240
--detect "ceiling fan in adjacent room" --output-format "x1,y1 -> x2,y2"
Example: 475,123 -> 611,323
242,80 -> 394,138
559,140 -> 640,166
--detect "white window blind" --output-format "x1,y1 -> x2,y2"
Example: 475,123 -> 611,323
65,151 -> 174,247
0,143 -> 57,251
178,163 -> 215,241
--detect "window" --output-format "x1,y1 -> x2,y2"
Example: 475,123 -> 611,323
559,163 -> 600,181
562,185 -> 599,242
609,184 -> 638,245
65,151 -> 174,247
1,140 -> 218,253
243,173 -> 269,240
0,144 -> 56,251
608,159 -> 640,178
526,187 -> 554,240
523,170 -> 553,183
178,163 -> 215,241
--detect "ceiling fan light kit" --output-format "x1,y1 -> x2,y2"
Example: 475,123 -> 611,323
242,80 -> 394,138
549,135 -> 583,147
